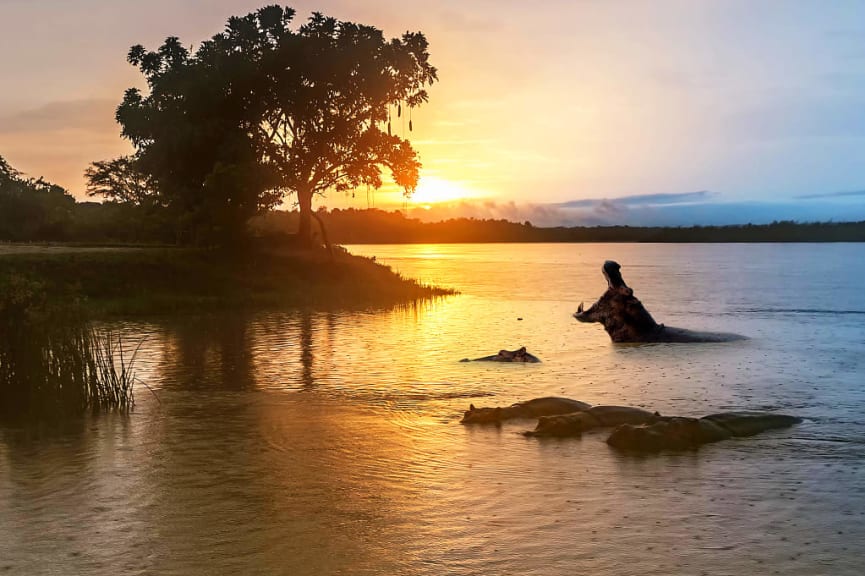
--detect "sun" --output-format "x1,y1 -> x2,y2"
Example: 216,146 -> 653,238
410,177 -> 473,205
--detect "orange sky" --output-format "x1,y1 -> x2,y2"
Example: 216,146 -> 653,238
2,1 -> 865,224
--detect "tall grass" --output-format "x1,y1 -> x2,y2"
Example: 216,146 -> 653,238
0,273 -> 135,423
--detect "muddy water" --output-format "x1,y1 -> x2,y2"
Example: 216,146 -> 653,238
2,243 -> 864,575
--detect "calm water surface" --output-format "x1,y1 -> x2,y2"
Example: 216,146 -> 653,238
2,243 -> 865,575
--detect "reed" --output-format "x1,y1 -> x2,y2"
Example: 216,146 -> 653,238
0,274 -> 136,423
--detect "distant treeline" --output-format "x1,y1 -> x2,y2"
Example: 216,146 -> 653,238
1,155 -> 172,244
3,155 -> 864,244
256,208 -> 865,244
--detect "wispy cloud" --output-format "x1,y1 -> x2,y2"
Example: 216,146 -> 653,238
407,200 -> 573,227
0,99 -> 117,134
412,138 -> 496,146
555,190 -> 715,209
794,189 -> 865,200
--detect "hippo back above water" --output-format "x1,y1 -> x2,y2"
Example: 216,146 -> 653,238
461,397 -> 592,424
525,405 -> 660,437
607,411 -> 802,452
460,346 -> 541,363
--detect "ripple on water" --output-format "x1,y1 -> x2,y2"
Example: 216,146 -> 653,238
4,243 -> 865,575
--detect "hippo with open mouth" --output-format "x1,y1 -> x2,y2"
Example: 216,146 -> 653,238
606,412 -> 802,452
573,260 -> 746,343
460,346 -> 541,363
524,405 -> 660,437
460,397 -> 592,424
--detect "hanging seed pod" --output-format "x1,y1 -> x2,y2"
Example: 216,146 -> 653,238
387,121 -> 391,136
409,119 -> 413,132
398,103 -> 402,117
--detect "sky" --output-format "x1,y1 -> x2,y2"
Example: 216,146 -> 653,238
1,0 -> 864,226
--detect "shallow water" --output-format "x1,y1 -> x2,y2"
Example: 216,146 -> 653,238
2,243 -> 865,575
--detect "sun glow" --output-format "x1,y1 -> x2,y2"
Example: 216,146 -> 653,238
410,177 -> 474,205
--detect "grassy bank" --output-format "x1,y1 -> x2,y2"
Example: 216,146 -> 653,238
0,245 -> 454,316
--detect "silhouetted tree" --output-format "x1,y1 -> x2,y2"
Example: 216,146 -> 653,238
0,155 -> 21,182
85,155 -> 157,206
117,5 -> 436,246
0,154 -> 75,240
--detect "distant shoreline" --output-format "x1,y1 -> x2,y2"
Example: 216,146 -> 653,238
255,210 -> 865,244
4,208 -> 865,245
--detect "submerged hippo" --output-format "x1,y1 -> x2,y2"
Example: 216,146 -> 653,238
607,412 -> 802,452
524,405 -> 660,437
461,397 -> 592,424
460,347 -> 541,363
573,260 -> 745,343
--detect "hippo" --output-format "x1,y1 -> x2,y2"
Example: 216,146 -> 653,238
572,260 -> 746,343
524,405 -> 660,437
460,346 -> 541,363
606,411 -> 802,452
461,397 -> 592,424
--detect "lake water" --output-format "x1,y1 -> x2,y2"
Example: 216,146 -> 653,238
2,243 -> 865,575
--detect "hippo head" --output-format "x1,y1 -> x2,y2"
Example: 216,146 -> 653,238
461,404 -> 503,424
573,261 -> 662,342
497,347 -> 529,361
602,260 -> 627,289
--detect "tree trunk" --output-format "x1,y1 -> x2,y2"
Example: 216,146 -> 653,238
297,187 -> 313,247
311,210 -> 333,260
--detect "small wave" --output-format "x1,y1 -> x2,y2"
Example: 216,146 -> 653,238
364,390 -> 496,403
789,435 -> 865,445
731,307 -> 865,316
409,390 -> 497,401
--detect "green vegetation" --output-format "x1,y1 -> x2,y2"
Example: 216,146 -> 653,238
2,152 -> 454,316
0,240 -> 451,424
0,274 -> 135,424
0,246 -> 453,317
1,154 -> 173,243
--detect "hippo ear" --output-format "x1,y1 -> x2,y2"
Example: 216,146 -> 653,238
469,404 -> 476,411
654,411 -> 661,417
518,346 -> 526,353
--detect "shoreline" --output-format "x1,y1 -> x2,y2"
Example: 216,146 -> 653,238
0,245 -> 455,316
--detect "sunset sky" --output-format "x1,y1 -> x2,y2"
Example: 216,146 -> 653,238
1,0 -> 864,225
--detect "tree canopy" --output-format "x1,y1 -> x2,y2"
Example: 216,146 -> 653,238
85,155 -> 157,206
114,5 -> 437,246
0,155 -> 75,241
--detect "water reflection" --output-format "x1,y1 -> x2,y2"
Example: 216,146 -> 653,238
140,310 -> 340,392
4,243 -> 865,575
149,314 -> 257,390
299,311 -> 315,388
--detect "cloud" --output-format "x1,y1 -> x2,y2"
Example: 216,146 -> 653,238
555,190 -> 715,209
412,138 -> 496,146
407,200 -> 575,227
794,189 -> 865,200
404,196 -> 865,227
0,99 -> 118,134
